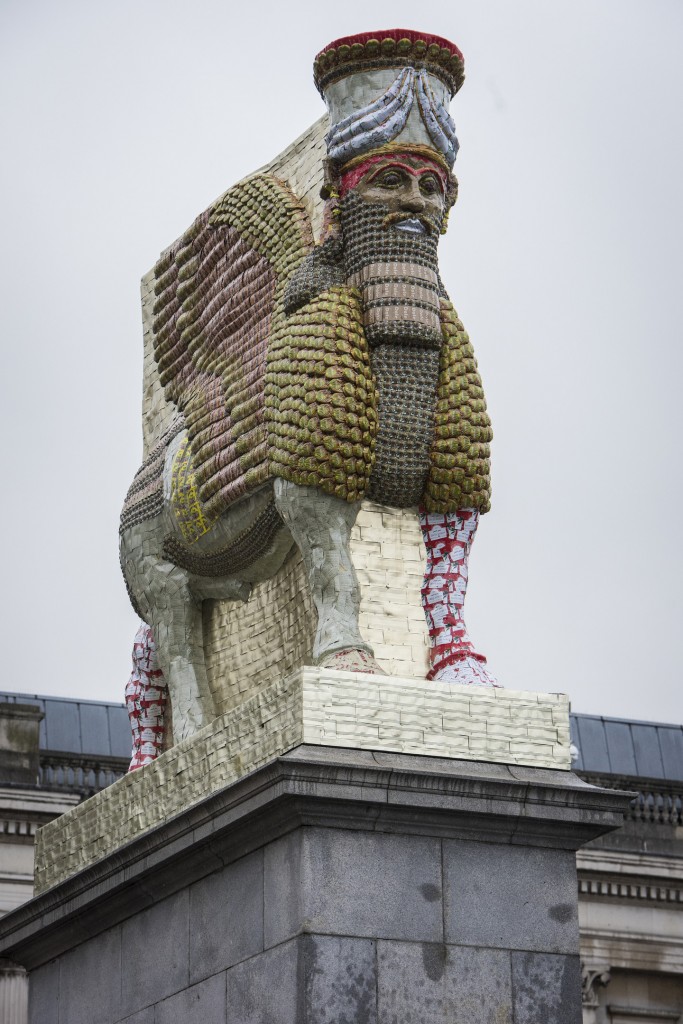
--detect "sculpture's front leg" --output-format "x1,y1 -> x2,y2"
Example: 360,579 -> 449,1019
420,508 -> 498,687
274,478 -> 383,672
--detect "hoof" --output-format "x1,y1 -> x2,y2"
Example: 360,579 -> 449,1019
429,655 -> 500,688
317,647 -> 387,675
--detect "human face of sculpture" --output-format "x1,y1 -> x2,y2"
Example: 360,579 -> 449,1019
339,153 -> 446,349
351,155 -> 446,235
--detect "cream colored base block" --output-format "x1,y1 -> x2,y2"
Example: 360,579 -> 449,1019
34,671 -> 570,894
203,503 -> 430,723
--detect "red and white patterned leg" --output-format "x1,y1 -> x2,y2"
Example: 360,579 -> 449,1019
419,508 -> 499,688
125,623 -> 168,771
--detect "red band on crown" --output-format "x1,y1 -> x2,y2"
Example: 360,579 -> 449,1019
315,29 -> 463,63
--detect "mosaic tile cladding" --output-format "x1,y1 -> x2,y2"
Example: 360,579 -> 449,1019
120,30 -> 500,758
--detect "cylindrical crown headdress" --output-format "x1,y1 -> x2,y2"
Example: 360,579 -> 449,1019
314,29 -> 465,170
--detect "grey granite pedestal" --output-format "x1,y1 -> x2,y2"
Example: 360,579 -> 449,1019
0,745 -> 630,1024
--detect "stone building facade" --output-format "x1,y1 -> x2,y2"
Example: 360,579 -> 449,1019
0,694 -> 129,1023
572,714 -> 683,1022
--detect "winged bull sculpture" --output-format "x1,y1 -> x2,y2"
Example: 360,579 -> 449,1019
120,30 -> 498,765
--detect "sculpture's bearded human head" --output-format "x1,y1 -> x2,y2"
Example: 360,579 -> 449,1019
338,150 -> 450,348
315,30 -> 464,348
341,151 -> 448,236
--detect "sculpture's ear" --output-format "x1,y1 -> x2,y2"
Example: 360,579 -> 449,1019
441,173 -> 458,234
319,156 -> 343,244
283,237 -> 345,315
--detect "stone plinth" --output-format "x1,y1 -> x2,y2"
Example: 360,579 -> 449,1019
0,745 -> 630,1024
33,669 -> 571,893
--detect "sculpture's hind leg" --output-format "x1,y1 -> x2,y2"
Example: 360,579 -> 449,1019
151,574 -> 214,740
125,548 -> 217,741
274,479 -> 382,671
125,623 -> 168,770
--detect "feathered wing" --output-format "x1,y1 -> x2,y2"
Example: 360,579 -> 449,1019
151,174 -> 314,520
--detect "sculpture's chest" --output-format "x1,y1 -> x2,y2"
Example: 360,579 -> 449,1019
367,343 -> 440,509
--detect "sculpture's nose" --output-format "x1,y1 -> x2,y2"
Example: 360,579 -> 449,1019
401,178 -> 426,213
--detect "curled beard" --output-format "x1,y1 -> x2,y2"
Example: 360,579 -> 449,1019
340,189 -> 445,349
340,190 -> 445,507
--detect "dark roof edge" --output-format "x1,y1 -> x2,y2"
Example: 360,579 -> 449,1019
0,691 -> 125,710
571,711 -> 682,731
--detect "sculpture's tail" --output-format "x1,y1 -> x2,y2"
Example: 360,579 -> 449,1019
125,623 -> 168,771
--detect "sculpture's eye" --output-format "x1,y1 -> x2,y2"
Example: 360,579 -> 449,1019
419,174 -> 442,196
373,168 -> 406,189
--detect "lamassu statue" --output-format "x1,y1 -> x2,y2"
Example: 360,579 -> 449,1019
120,30 -> 496,759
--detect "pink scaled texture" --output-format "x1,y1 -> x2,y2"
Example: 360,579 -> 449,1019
419,509 -> 499,688
125,623 -> 167,770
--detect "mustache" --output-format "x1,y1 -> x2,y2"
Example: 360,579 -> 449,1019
382,210 -> 440,235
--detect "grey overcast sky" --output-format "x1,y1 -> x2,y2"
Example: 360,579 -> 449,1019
1,0 -> 681,723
